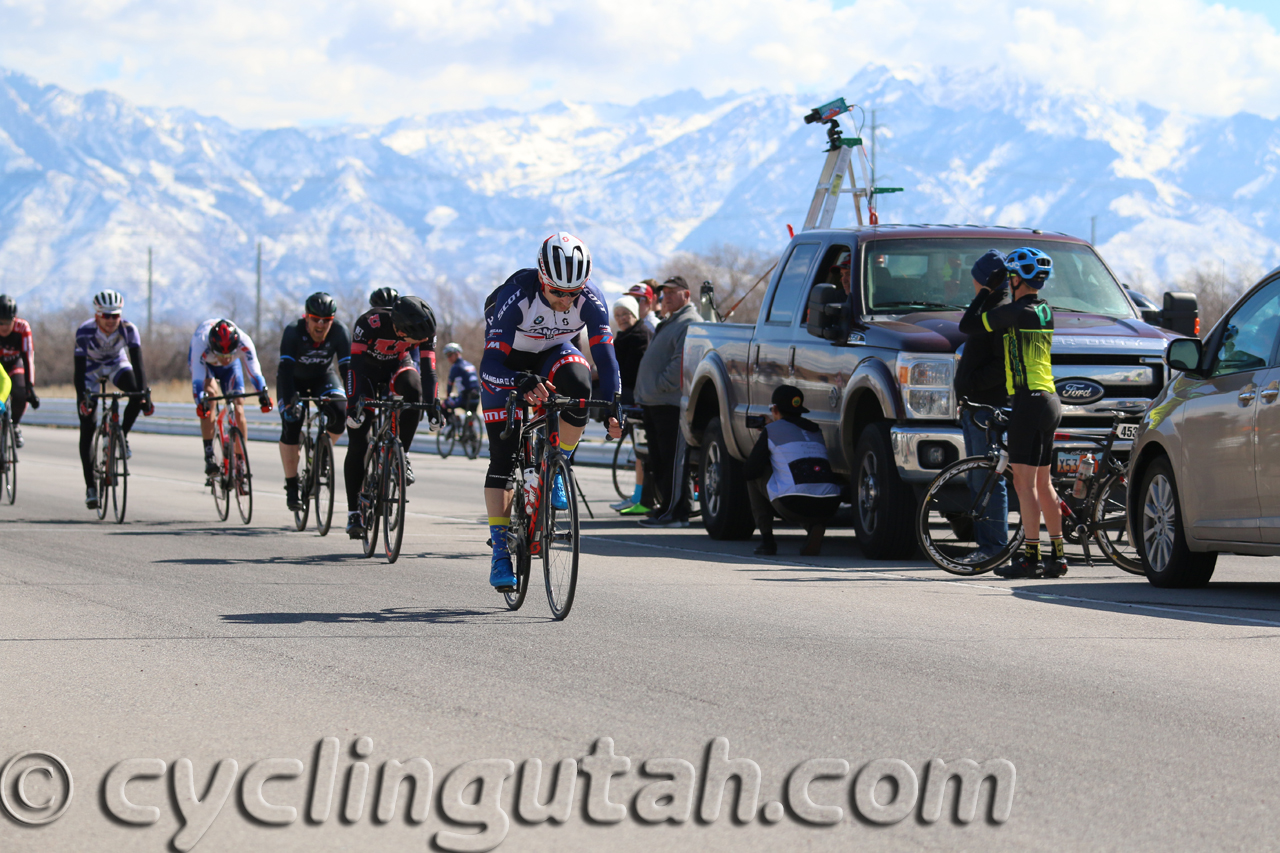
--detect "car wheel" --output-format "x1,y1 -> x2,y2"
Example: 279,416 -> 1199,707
851,422 -> 917,559
699,417 -> 755,541
1137,456 -> 1215,588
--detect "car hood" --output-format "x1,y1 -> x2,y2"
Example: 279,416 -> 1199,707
871,311 -> 1175,355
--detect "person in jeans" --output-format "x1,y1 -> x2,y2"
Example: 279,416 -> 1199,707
955,250 -> 1010,565
744,385 -> 842,556
635,276 -> 699,528
609,294 -> 654,514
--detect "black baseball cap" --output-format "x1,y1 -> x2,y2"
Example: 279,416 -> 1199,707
771,384 -> 809,415
658,275 -> 690,292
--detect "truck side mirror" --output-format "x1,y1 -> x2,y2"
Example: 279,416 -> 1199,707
1160,291 -> 1199,337
1165,337 -> 1204,376
805,283 -> 845,341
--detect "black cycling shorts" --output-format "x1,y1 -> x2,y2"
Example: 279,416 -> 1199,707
279,373 -> 346,445
484,356 -> 592,491
1007,391 -> 1062,467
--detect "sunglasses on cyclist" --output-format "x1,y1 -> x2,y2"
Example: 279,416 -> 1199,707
306,314 -> 335,323
544,285 -> 581,299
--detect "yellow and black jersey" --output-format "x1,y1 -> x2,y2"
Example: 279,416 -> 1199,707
960,292 -> 1055,395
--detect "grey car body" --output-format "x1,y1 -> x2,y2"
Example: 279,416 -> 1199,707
1129,264 -> 1280,587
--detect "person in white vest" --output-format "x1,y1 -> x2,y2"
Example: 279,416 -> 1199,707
743,384 -> 843,556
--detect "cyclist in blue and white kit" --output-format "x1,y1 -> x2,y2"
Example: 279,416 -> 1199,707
442,342 -> 479,413
190,318 -> 273,477
481,232 -> 623,591
75,290 -> 154,508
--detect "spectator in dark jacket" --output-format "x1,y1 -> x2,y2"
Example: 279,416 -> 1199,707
743,385 -> 842,556
954,249 -> 1011,564
611,294 -> 653,514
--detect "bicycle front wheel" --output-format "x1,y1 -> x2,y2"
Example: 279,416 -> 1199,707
231,427 -> 252,524
503,492 -> 533,611
542,455 -> 579,620
917,456 -> 1023,575
94,425 -> 110,521
314,433 -> 335,536
210,433 -> 230,521
359,443 -> 382,558
108,426 -> 128,523
382,441 -> 407,563
1,413 -> 15,505
293,431 -> 313,531
462,414 -> 483,460
1090,471 -> 1143,575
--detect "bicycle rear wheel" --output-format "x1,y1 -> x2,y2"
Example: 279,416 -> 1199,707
382,441 -> 407,563
293,430 -> 313,531
1090,472 -> 1143,574
542,455 -> 579,620
1,413 -> 15,505
94,425 -> 110,521
359,444 -> 382,558
108,426 -> 128,523
314,433 -> 335,536
462,414 -> 483,460
917,456 -> 1023,575
611,428 -> 635,500
231,427 -> 252,524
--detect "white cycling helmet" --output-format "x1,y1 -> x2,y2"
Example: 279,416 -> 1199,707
93,289 -> 125,314
537,232 -> 592,293
443,342 -> 463,357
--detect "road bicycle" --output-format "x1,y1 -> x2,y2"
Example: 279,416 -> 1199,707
0,402 -> 18,505
916,399 -> 1144,576
88,379 -> 150,523
498,385 -> 621,620
436,404 -> 483,460
204,391 -> 255,525
356,396 -> 439,563
290,396 -> 338,535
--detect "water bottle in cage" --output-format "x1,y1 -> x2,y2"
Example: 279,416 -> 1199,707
522,467 -> 539,517
1072,453 -> 1096,499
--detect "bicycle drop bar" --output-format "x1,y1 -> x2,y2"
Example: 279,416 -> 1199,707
201,391 -> 260,404
88,390 -> 151,401
500,389 -> 623,440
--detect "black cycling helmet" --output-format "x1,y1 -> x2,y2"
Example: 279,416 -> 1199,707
390,295 -> 436,342
369,286 -> 399,309
0,295 -> 16,321
304,291 -> 337,318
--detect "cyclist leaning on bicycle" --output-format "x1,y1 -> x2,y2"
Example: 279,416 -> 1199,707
480,232 -> 622,592
441,342 -> 480,414
344,295 -> 438,539
75,291 -> 154,508
958,247 -> 1065,579
191,318 -> 273,479
278,292 -> 350,511
0,295 -> 40,448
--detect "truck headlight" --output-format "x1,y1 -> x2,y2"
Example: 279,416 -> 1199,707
896,353 -> 957,419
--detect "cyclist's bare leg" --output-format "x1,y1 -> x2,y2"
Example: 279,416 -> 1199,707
1011,462 -> 1041,544
485,487 -> 514,520
280,442 -> 300,478
198,378 -> 218,441
1036,465 -> 1063,537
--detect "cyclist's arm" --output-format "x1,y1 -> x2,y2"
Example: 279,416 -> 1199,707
276,323 -> 299,407
967,295 -> 1039,334
419,339 -> 438,403
19,319 -> 33,388
582,286 -> 620,400
189,327 -> 209,401
958,288 -> 995,335
0,362 -> 10,405
74,355 -> 87,405
238,333 -> 269,393
333,321 -> 352,378
124,322 -> 146,389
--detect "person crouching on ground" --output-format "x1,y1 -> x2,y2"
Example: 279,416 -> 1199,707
744,385 -> 842,556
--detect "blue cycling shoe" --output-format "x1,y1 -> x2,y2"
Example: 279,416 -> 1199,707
550,472 -> 569,510
489,555 -> 517,591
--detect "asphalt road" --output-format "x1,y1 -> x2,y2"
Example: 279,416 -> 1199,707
2,425 -> 1279,852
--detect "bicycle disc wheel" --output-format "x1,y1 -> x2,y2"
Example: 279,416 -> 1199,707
381,441 -> 407,563
359,444 -> 381,558
293,431 -> 312,531
94,426 -> 110,521
1090,472 -> 1144,574
611,430 -> 635,500
1,414 -> 15,505
109,427 -> 128,523
917,457 -> 1023,575
463,414 -> 482,460
542,455 -> 579,620
437,422 -> 454,458
314,433 -> 335,536
231,427 -> 252,524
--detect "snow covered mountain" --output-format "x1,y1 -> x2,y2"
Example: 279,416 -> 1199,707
1,64 -> 1277,318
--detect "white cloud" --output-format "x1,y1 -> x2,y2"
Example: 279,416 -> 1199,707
0,0 -> 1277,126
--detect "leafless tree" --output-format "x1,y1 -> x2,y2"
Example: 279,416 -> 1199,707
657,244 -> 778,325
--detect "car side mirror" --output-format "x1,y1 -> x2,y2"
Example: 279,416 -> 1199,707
1160,291 -> 1199,337
805,283 -> 845,342
1165,337 -> 1204,376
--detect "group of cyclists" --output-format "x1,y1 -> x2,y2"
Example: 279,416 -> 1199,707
2,231 -> 622,597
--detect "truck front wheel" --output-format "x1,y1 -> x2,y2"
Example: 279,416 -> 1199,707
699,417 -> 755,541
851,422 -> 918,559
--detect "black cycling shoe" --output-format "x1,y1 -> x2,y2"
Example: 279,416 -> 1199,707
346,511 -> 365,539
1043,556 -> 1069,578
204,454 -> 219,476
994,554 -> 1045,579
285,478 -> 302,511
404,458 -> 415,486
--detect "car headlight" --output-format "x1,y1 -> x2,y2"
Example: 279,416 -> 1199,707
896,353 -> 957,419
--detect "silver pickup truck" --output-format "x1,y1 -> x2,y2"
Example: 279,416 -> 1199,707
680,224 -> 1196,558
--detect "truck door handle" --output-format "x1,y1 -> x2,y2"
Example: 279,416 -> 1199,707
753,346 -> 760,369
1262,381 -> 1280,404
788,346 -> 796,375
1239,384 -> 1257,405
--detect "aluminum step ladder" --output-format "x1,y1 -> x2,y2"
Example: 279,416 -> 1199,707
801,97 -> 901,230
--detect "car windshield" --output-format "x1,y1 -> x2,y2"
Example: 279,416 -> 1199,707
862,239 -> 1135,318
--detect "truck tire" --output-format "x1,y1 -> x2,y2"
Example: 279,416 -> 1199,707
1136,457 -> 1215,588
851,422 -> 917,559
699,417 -> 755,541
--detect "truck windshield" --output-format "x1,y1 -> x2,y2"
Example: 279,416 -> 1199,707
862,239 -> 1135,318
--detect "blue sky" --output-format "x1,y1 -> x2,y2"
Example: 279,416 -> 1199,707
1,0 -> 1277,126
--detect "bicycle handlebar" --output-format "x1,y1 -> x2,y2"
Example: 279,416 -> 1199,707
201,391 -> 260,404
89,389 -> 151,401
500,388 -> 623,440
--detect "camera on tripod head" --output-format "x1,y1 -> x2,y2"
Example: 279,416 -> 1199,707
803,97 -> 853,151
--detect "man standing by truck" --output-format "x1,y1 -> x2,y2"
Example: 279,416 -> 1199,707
954,250 -> 1011,565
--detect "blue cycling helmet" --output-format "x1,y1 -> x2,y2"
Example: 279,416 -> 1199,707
1004,247 -> 1052,287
